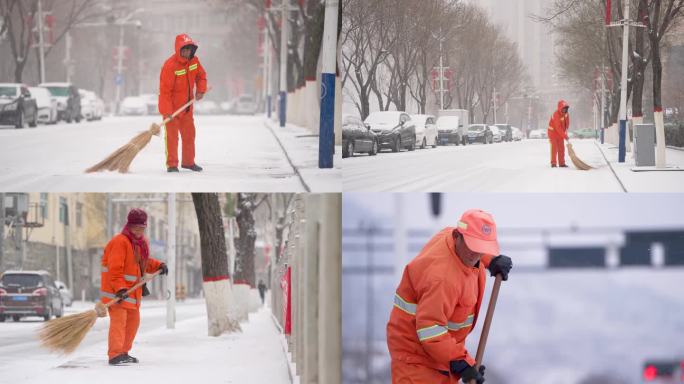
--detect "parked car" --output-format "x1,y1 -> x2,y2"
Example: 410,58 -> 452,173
642,359 -> 684,383
0,270 -> 64,322
54,280 -> 73,307
139,93 -> 159,115
574,127 -> 599,139
467,124 -> 493,144
120,96 -> 147,115
0,83 -> 38,129
489,125 -> 503,142
79,89 -> 104,121
220,100 -> 235,114
410,114 -> 438,149
29,86 -> 58,124
529,129 -> 547,139
494,124 -> 513,142
342,114 -> 378,158
40,82 -> 80,123
436,109 -> 469,145
365,111 -> 416,152
195,100 -> 220,115
511,126 -> 523,141
235,94 -> 257,115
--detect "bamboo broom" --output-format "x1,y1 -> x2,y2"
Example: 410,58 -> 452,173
85,97 -> 197,174
37,271 -> 162,354
566,140 -> 593,170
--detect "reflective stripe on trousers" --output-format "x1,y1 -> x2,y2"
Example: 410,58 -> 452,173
100,290 -> 137,305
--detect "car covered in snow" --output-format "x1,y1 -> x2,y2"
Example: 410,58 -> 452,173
574,127 -> 598,139
0,83 -> 38,128
529,128 -> 547,139
120,96 -> 147,115
494,124 -> 513,142
467,124 -> 493,144
140,93 -> 159,115
343,114 -> 378,158
79,89 -> 104,121
365,111 -> 416,152
235,94 -> 258,115
195,100 -> 220,115
28,86 -> 58,125
511,126 -> 523,141
410,114 -> 438,149
488,125 -> 503,142
39,82 -> 81,123
0,270 -> 64,322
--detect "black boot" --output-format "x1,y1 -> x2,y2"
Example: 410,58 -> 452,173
109,354 -> 131,366
167,167 -> 179,173
124,353 -> 139,363
181,164 -> 203,172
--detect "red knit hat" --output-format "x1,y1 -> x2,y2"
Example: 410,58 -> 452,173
126,208 -> 147,227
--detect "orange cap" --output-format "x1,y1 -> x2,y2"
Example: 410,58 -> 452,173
456,209 -> 499,256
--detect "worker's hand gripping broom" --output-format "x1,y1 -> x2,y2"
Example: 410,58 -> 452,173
37,270 -> 162,354
85,96 -> 198,174
469,274 -> 504,384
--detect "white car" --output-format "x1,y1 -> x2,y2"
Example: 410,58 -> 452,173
488,125 -> 503,142
220,100 -> 235,113
195,100 -> 220,115
54,280 -> 73,307
235,95 -> 257,115
139,93 -> 159,115
529,129 -> 547,139
410,114 -> 438,149
78,89 -> 104,121
28,86 -> 57,124
120,96 -> 147,115
511,126 -> 523,141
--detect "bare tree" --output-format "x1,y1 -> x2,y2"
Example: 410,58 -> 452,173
192,193 -> 240,336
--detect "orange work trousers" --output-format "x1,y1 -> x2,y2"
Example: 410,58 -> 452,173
107,304 -> 140,360
548,132 -> 566,167
165,113 -> 196,168
391,360 -> 459,384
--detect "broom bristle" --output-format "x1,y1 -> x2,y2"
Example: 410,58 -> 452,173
38,309 -> 98,354
567,143 -> 593,170
85,123 -> 160,174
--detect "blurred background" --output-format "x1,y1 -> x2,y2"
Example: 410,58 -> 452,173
342,193 -> 684,384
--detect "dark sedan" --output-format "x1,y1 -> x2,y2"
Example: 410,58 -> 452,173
365,111 -> 416,152
0,83 -> 38,128
467,124 -> 494,144
343,114 -> 378,158
0,270 -> 64,322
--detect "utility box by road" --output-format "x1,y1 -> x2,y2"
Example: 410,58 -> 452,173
634,123 -> 656,166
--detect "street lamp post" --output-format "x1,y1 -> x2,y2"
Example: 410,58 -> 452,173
318,0 -> 338,169
279,0 -> 288,127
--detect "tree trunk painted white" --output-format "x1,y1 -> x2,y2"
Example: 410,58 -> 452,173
202,279 -> 241,336
654,110 -> 666,168
305,80 -> 319,134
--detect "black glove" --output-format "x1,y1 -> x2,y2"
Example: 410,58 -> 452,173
115,289 -> 129,301
450,360 -> 486,383
141,283 -> 150,297
158,263 -> 168,276
488,255 -> 512,281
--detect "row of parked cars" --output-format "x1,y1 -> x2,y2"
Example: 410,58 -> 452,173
0,82 -> 104,128
342,109 -> 524,158
0,270 -> 73,322
119,94 -> 259,116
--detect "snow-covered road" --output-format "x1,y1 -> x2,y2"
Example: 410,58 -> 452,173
0,115 -> 339,192
0,299 -> 291,383
343,139 -> 684,192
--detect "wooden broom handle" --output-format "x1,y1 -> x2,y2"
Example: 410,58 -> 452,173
103,270 -> 162,308
470,274 -> 503,384
161,86 -> 212,126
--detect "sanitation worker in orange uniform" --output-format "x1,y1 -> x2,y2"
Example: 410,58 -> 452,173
387,209 -> 513,383
100,208 -> 168,365
159,33 -> 208,173
548,100 -> 570,168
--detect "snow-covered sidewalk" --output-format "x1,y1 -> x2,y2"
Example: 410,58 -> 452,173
595,142 -> 684,192
1,301 -> 291,384
264,118 -> 342,192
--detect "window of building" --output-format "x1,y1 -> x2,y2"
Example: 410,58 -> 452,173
76,202 -> 83,227
40,193 -> 48,219
59,197 -> 69,225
